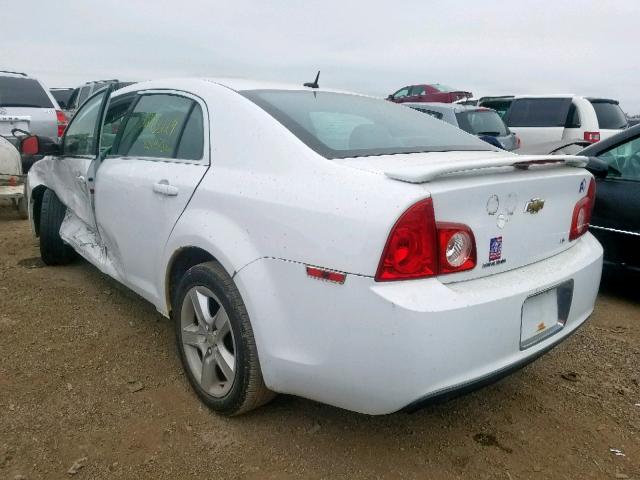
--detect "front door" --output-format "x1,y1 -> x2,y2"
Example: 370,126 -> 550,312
53,89 -> 109,228
94,91 -> 209,303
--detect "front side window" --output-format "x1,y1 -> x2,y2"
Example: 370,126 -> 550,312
506,98 -> 572,127
456,110 -> 509,136
392,87 -> 410,99
116,94 -> 202,160
63,91 -> 106,156
241,90 -> 493,159
597,136 -> 640,181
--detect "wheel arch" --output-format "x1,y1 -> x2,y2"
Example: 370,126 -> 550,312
165,246 -> 217,317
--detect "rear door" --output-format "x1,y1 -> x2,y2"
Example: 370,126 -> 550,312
505,97 -> 572,146
94,90 -> 209,302
589,134 -> 640,269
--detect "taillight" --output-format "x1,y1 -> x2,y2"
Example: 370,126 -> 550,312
437,223 -> 476,274
583,131 -> 600,143
569,177 -> 596,241
56,110 -> 68,138
375,198 -> 476,281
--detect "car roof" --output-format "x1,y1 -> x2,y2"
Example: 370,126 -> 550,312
113,77 -> 356,98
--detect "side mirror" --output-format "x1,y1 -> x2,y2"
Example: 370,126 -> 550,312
386,95 -> 394,101
19,135 -> 60,156
585,156 -> 608,179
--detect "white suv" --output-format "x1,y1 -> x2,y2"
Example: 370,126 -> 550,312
505,95 -> 627,147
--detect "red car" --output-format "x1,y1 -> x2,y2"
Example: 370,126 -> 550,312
387,83 -> 472,104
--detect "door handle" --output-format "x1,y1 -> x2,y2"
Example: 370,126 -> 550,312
152,180 -> 179,196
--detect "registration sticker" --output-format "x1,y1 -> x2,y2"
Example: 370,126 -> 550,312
489,236 -> 502,261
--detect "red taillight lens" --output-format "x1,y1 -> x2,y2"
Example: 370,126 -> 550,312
569,177 -> 596,240
583,131 -> 600,143
56,110 -> 68,138
375,199 -> 476,281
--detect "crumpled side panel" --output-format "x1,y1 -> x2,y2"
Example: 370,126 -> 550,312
59,209 -> 124,282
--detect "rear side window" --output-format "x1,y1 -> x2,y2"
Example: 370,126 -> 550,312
175,103 -> 204,160
409,85 -> 426,96
506,98 -> 572,127
456,110 -> 508,136
0,77 -> 53,108
116,94 -> 203,160
590,100 -> 628,130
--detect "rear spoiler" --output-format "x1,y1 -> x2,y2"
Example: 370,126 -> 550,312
384,155 -> 589,184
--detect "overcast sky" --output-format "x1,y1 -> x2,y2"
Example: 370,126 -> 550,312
2,0 -> 639,113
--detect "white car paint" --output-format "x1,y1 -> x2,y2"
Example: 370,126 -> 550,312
0,136 -> 25,201
27,78 -> 603,414
507,94 -> 626,147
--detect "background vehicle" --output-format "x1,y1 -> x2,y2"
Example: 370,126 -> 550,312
504,95 -> 627,147
578,124 -> 640,272
515,139 -> 591,156
0,71 -> 66,146
0,136 -> 27,218
387,83 -> 472,104
50,87 -> 74,109
64,79 -> 133,118
405,102 -> 519,150
477,96 -> 514,119
25,78 -> 601,416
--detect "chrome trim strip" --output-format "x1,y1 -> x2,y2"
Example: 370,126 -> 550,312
590,225 -> 640,237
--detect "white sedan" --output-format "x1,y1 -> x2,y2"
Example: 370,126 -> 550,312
24,78 -> 603,415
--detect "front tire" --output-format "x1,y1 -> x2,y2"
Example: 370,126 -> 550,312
173,261 -> 274,415
39,189 -> 75,265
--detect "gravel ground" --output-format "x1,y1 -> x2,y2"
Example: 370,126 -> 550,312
0,204 -> 638,480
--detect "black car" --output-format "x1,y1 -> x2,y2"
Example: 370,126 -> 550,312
580,124 -> 640,272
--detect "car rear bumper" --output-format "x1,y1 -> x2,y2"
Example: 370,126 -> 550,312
235,233 -> 603,414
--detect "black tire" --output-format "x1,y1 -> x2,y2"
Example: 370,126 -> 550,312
39,189 -> 75,265
173,261 -> 275,415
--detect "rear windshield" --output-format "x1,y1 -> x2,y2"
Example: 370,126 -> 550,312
0,77 -> 53,108
478,99 -> 512,119
506,98 -> 572,127
240,90 -> 493,159
589,100 -> 627,130
456,110 -> 509,136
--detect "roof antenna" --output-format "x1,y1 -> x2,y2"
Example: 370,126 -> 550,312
303,70 -> 320,89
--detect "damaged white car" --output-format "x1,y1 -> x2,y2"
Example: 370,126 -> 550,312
24,78 -> 603,415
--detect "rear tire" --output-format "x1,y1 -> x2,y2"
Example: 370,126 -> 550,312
173,261 -> 275,415
39,189 -> 75,265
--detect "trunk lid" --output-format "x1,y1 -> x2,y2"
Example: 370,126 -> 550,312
337,151 -> 592,283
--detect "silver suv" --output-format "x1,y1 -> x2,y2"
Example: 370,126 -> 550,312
0,71 -> 66,146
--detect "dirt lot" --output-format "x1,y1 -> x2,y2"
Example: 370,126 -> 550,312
0,204 -> 638,480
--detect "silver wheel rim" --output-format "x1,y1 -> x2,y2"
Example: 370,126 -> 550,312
180,286 -> 237,397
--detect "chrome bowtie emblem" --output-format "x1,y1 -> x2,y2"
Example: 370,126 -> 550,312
524,198 -> 545,214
